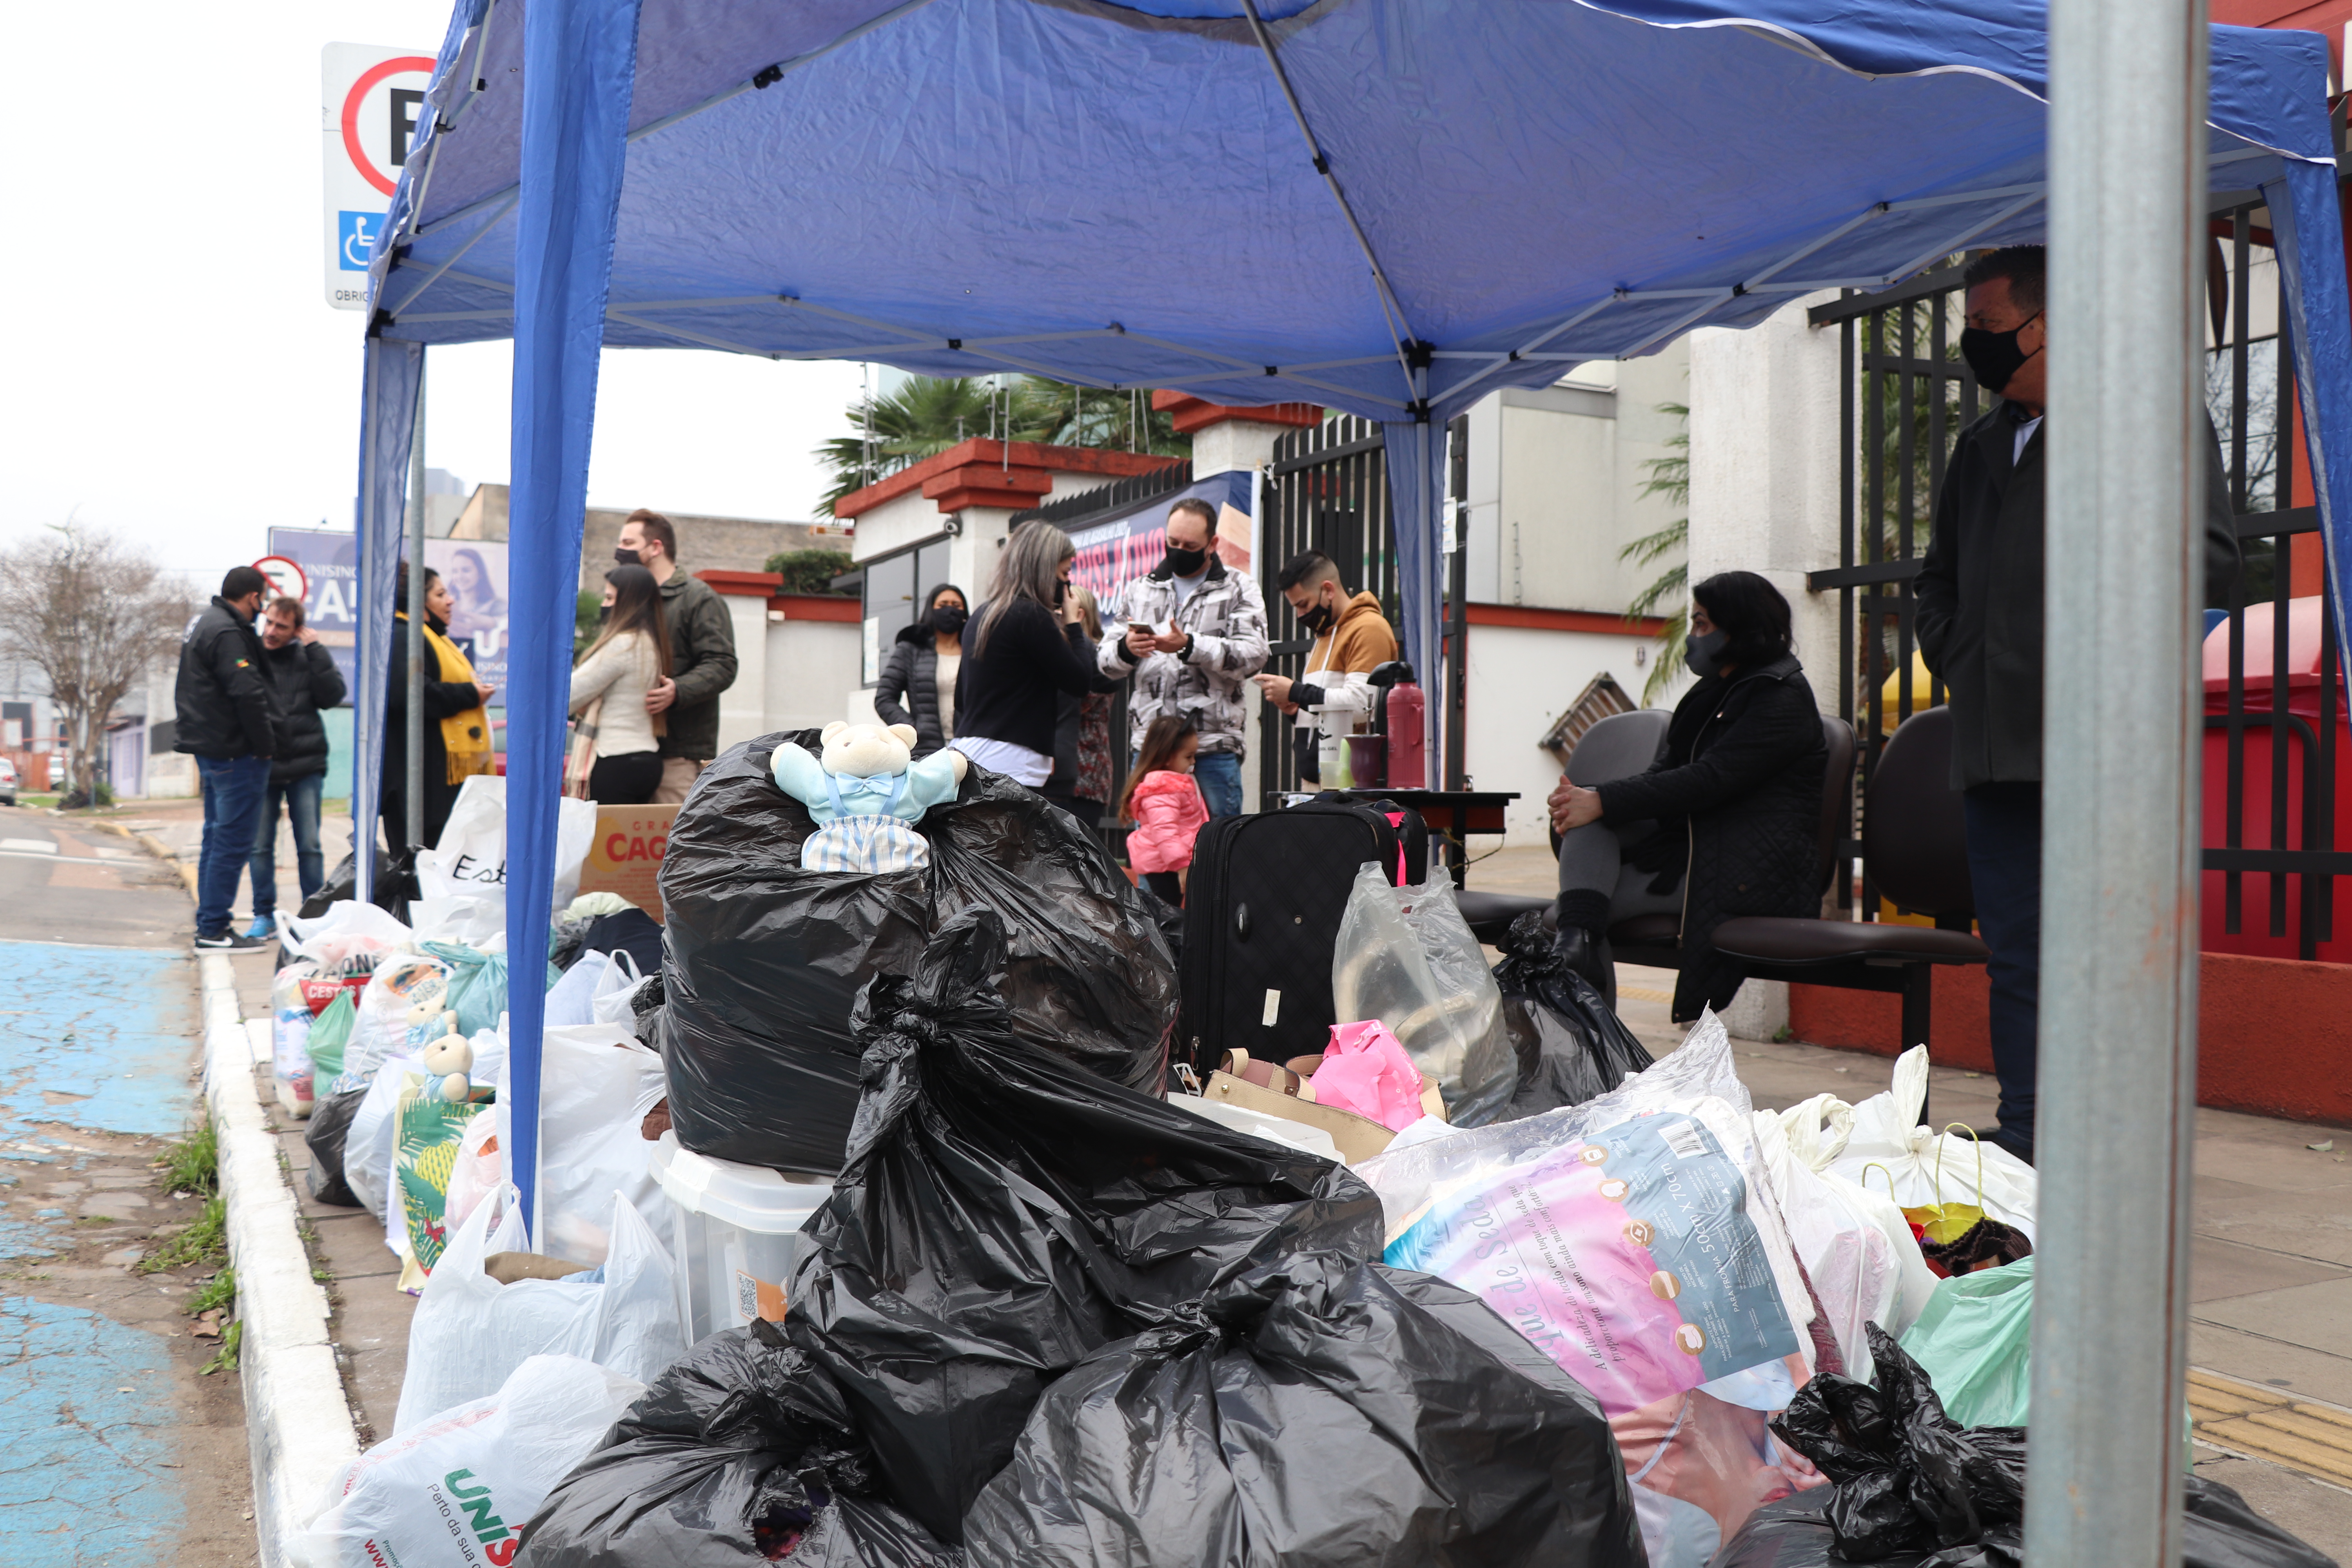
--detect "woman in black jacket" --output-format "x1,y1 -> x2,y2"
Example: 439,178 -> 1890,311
383,563 -> 498,855
1547,571 -> 1827,1022
871,583 -> 965,757
950,523 -> 1102,789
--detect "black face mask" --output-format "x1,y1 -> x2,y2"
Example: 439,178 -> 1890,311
1684,628 -> 1730,679
1959,312 -> 2042,396
1299,597 -> 1337,635
1053,579 -> 1069,606
596,604 -> 612,624
1160,544 -> 1208,578
614,546 -> 642,567
930,605 -> 967,637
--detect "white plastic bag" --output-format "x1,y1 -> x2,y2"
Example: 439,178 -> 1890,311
283,900 -> 414,967
589,948 -> 646,1028
394,1186 -> 686,1432
344,1054 -> 424,1222
410,894 -> 507,947
1798,1046 -> 2038,1241
542,950 -> 612,1029
417,776 -> 597,907
495,1022 -> 668,1267
1750,1110 -> 1938,1379
442,1109 -> 504,1239
294,1353 -> 644,1568
273,961 -> 322,1116
1330,865 -> 1516,1125
345,953 -> 451,1085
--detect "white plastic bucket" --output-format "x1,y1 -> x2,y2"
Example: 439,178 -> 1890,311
648,1132 -> 833,1343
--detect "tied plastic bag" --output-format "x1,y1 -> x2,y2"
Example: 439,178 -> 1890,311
343,953 -> 451,1088
283,900 -> 414,968
305,990 -> 358,1085
274,960 -> 322,1116
425,939 -> 541,1040
493,1021 -> 668,1267
543,948 -> 614,1029
963,1252 -> 1647,1568
516,1322 -> 962,1568
305,1088 -> 367,1208
343,1054 -> 425,1221
1308,1019 -> 1427,1131
657,730 -> 1178,1174
415,775 -> 597,907
1362,1011 -> 1826,1566
1753,1111 -> 1939,1380
589,946 -> 646,1027
1794,1047 -> 2038,1243
1491,909 -> 1655,1118
786,907 -> 1383,1544
441,1107 -> 502,1238
395,1185 -> 687,1432
289,1353 -> 644,1568
1332,866 -> 1517,1126
1896,1258 -> 2034,1430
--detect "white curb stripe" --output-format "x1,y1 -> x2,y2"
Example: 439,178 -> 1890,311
200,951 -> 358,1567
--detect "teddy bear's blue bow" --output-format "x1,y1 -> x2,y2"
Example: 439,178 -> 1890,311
824,770 -> 911,818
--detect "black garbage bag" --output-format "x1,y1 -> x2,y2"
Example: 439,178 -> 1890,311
1718,1467 -> 2336,1568
515,1319 -> 964,1568
1491,911 -> 1654,1118
302,1087 -> 366,1208
656,730 -> 1178,1172
297,846 -> 415,923
787,907 -> 1383,1545
963,1251 -> 1646,1568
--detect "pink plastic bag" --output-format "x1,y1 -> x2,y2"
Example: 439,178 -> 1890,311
1311,1020 -> 1428,1131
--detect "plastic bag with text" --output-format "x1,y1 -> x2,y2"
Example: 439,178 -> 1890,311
394,1186 -> 686,1433
1331,865 -> 1517,1126
343,953 -> 451,1088
283,899 -> 414,968
415,776 -> 595,907
290,1353 -> 643,1568
786,907 -> 1381,1544
963,1252 -> 1647,1568
1363,1010 -> 1825,1567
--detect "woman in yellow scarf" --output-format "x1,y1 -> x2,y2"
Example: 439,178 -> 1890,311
383,562 -> 497,854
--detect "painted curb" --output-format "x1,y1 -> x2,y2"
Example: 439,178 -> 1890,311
83,816 -> 197,895
199,952 -> 358,1567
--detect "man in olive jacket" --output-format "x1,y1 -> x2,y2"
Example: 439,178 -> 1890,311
615,509 -> 739,803
1916,245 -> 2239,1164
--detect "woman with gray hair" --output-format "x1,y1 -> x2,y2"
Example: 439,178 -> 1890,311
949,521 -> 1103,788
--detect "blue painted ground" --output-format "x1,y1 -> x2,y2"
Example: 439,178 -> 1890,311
0,942 -> 197,1262
0,1297 -> 180,1568
0,938 -> 200,1562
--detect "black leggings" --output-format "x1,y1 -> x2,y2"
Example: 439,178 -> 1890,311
589,751 -> 665,806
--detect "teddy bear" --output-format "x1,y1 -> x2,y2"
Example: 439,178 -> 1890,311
771,720 -> 968,873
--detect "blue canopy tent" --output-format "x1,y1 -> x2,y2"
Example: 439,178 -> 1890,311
347,0 -> 2349,1237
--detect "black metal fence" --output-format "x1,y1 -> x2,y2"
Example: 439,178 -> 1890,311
1807,207 -> 2343,956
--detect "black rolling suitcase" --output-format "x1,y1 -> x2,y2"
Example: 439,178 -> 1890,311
1176,795 -> 1428,1073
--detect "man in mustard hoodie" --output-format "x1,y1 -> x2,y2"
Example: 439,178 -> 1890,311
1252,550 -> 1398,786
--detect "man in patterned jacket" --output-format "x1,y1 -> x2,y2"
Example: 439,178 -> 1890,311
1096,497 -> 1269,817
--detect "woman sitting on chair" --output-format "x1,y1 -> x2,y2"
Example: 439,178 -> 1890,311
1547,570 -> 1828,1023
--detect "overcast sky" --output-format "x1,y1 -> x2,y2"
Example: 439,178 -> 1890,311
0,2 -> 866,586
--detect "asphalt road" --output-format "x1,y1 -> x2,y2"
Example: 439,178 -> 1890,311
0,801 -> 257,1567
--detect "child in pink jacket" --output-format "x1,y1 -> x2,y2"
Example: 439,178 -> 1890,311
1120,715 -> 1209,907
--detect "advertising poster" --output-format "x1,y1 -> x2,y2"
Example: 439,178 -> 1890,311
1066,469 -> 1255,619
266,528 -> 512,702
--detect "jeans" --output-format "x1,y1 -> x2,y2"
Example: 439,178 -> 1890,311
195,755 -> 271,938
1962,781 -> 2043,1160
249,772 -> 326,920
1194,749 -> 1243,818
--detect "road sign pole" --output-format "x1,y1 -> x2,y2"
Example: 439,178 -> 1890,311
406,364 -> 427,857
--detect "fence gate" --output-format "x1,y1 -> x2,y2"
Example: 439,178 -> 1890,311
1808,209 -> 2340,955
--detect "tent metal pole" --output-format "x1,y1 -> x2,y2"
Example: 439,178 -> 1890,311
406,365 -> 428,857
2027,0 -> 2207,1561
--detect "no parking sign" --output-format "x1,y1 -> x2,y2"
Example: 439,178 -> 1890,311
321,44 -> 436,311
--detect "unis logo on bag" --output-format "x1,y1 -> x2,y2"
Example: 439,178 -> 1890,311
443,1469 -> 519,1564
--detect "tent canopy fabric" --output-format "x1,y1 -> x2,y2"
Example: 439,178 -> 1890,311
374,0 -> 2336,426
348,0 -> 2352,1233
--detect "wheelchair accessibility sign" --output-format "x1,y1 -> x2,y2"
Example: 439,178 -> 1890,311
322,44 -> 435,310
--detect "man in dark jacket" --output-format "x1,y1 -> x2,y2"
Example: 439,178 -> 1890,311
616,509 -> 738,803
242,595 -> 346,937
175,566 -> 279,949
1917,244 -> 2240,1164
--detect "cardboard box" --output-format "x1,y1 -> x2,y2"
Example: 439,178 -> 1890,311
1203,1070 -> 1399,1164
576,803 -> 677,922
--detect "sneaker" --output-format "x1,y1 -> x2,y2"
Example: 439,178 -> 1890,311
194,930 -> 270,951
242,916 -> 277,941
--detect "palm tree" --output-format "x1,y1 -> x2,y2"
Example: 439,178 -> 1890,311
1621,402 -> 1688,704
814,375 -> 1187,515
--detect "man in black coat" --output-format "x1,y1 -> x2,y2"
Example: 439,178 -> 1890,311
175,565 -> 280,949
1917,244 -> 2239,1164
242,595 -> 346,937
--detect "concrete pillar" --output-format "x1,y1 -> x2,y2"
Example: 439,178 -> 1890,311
1686,290 -> 1844,1040
1154,393 -> 1321,481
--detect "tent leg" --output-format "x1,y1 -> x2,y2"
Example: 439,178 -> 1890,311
2029,1 -> 2207,1563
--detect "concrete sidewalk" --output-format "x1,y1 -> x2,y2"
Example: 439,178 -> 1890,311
1469,844 -> 2352,1550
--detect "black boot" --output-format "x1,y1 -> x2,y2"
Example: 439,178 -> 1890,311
1550,925 -> 1615,1007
